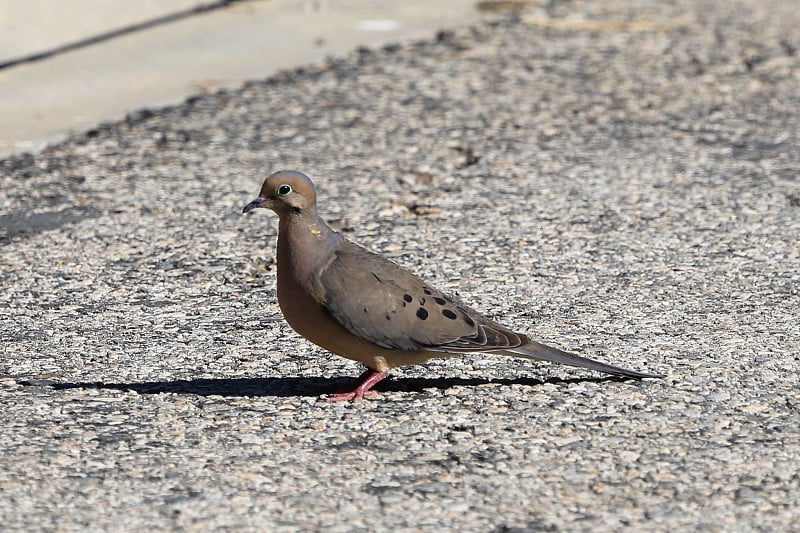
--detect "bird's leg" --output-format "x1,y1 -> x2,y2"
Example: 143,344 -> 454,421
328,368 -> 388,402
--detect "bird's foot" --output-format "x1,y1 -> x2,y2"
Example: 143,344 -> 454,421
327,369 -> 388,402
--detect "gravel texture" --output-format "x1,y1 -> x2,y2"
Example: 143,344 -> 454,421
2,0 -> 799,530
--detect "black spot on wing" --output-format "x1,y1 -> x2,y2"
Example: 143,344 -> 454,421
433,297 -> 446,305
416,308 -> 429,320
442,309 -> 457,320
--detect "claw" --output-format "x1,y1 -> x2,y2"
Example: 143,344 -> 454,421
327,369 -> 388,402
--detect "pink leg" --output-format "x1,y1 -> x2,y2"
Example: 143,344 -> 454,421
328,369 -> 388,402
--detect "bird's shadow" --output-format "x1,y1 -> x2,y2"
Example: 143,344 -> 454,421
45,374 -> 634,398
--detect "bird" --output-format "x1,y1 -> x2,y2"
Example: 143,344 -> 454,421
242,170 -> 663,401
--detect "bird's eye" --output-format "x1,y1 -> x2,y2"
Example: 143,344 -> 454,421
276,184 -> 292,196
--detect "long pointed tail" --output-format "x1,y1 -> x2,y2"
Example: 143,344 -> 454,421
501,341 -> 663,379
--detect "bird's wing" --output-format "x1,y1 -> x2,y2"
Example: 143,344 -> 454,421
317,241 -> 527,352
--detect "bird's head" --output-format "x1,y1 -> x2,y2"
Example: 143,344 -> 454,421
242,170 -> 317,217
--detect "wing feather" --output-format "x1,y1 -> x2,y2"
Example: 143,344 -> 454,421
318,242 -> 528,353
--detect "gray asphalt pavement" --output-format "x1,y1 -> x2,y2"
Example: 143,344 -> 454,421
2,0 -> 799,531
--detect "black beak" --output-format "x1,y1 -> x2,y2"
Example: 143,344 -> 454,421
242,197 -> 265,214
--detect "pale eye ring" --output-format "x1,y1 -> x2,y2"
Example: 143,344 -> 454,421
276,184 -> 292,196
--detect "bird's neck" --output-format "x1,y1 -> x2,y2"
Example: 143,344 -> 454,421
277,211 -> 340,285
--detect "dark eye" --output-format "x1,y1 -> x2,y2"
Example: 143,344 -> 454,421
276,184 -> 292,196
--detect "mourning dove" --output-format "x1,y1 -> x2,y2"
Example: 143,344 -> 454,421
243,170 -> 662,401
